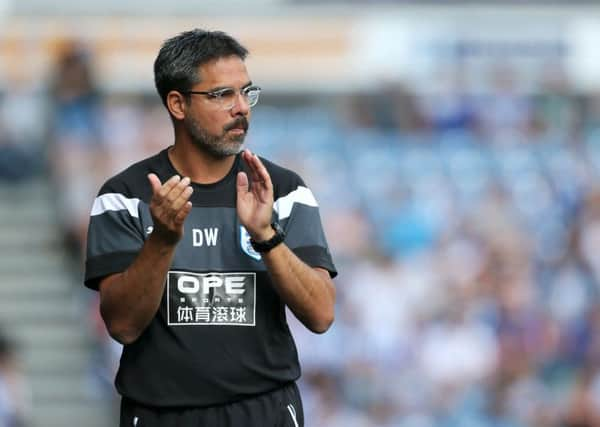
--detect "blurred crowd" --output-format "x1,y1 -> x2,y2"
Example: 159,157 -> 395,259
0,331 -> 29,427
3,42 -> 600,426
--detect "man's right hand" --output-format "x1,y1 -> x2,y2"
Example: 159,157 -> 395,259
99,174 -> 193,344
147,173 -> 194,245
98,175 -> 193,344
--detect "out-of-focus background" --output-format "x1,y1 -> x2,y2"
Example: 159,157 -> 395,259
2,1 -> 600,426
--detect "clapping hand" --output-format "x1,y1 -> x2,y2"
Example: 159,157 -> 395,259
236,150 -> 274,242
147,174 -> 194,245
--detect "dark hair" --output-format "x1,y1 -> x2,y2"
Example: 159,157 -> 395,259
154,29 -> 248,108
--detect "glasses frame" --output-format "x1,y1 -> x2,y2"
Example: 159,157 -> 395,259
182,85 -> 261,110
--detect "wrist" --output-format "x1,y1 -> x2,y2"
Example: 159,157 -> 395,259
250,226 -> 276,242
147,229 -> 180,249
250,222 -> 286,253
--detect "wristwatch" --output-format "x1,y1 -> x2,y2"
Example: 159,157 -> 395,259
250,222 -> 286,253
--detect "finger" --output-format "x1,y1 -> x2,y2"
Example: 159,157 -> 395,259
242,150 -> 258,180
158,175 -> 181,199
148,173 -> 163,195
249,152 -> 273,189
171,185 -> 193,211
166,176 -> 190,204
243,149 -> 259,176
243,150 -> 268,186
236,171 -> 249,195
173,201 -> 193,225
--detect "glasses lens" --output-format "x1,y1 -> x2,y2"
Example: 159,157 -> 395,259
246,89 -> 260,107
216,89 -> 236,110
217,87 -> 261,110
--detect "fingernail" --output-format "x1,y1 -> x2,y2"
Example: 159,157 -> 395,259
182,177 -> 190,185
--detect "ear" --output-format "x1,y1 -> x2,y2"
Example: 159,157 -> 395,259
166,91 -> 186,120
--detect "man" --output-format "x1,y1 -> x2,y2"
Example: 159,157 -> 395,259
84,29 -> 337,427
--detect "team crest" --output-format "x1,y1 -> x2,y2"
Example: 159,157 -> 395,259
240,226 -> 261,261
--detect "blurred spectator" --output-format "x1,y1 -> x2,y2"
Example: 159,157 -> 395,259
531,63 -> 580,139
420,65 -> 477,134
345,82 -> 427,132
0,76 -> 44,181
0,331 -> 30,427
47,41 -> 107,263
577,189 -> 600,284
472,63 -> 533,143
101,94 -> 170,175
562,369 -> 600,427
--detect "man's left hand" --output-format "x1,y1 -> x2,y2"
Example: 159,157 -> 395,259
236,149 -> 275,241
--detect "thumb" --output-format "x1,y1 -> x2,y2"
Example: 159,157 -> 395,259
147,173 -> 162,195
236,171 -> 249,195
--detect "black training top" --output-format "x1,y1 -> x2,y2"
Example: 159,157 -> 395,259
84,147 -> 337,407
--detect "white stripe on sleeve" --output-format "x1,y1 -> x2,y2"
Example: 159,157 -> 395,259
273,186 -> 318,220
91,193 -> 141,218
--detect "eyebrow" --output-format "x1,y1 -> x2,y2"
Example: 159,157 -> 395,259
206,81 -> 253,93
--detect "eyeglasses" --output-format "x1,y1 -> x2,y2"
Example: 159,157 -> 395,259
183,85 -> 261,110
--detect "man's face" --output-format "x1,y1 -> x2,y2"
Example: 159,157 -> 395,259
183,55 -> 252,158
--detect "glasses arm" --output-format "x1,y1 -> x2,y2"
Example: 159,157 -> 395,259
182,91 -> 213,95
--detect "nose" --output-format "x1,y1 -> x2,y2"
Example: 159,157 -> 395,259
230,91 -> 250,116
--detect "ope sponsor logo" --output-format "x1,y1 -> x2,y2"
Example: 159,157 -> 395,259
167,271 -> 256,326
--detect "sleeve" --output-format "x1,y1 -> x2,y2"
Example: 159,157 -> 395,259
274,176 -> 337,278
84,184 -> 146,290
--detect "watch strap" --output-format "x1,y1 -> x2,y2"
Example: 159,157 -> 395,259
250,222 -> 285,253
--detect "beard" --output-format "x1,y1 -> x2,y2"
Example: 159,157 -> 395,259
184,115 -> 249,159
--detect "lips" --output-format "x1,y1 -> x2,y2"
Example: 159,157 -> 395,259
225,118 -> 248,133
